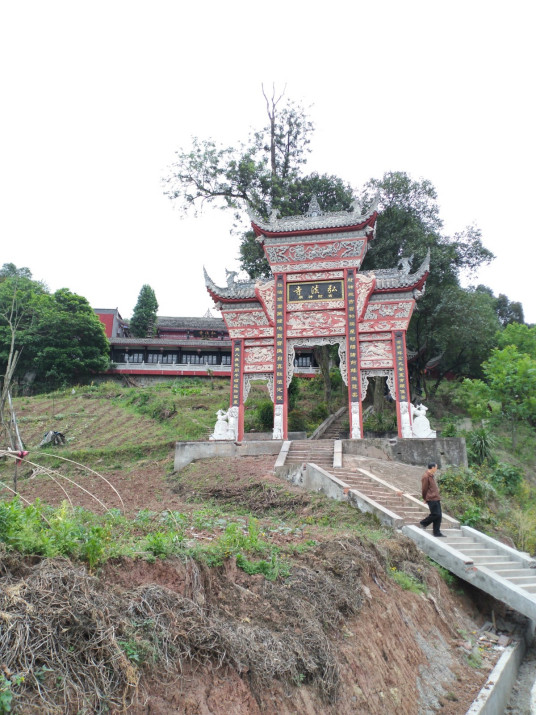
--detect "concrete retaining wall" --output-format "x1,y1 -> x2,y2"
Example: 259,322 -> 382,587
342,437 -> 468,468
175,440 -> 283,471
466,639 -> 526,715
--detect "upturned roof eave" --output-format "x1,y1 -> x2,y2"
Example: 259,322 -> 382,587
251,215 -> 377,239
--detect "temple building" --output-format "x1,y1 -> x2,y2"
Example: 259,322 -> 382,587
204,197 -> 430,441
94,309 -> 319,380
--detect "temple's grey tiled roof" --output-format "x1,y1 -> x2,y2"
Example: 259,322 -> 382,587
249,196 -> 378,235
204,267 -> 259,301
156,316 -> 226,330
109,337 -> 231,348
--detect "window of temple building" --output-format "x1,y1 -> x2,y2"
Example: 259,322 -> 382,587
181,353 -> 202,364
160,352 -> 178,364
294,355 -> 312,367
204,353 -> 219,365
127,352 -> 144,363
220,354 -> 232,365
146,353 -> 161,363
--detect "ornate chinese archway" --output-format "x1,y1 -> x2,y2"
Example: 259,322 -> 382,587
205,197 -> 429,441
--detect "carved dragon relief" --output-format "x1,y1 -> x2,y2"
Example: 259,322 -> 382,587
363,301 -> 413,320
225,311 -> 270,327
287,270 -> 344,282
287,311 -> 347,334
266,239 -> 365,263
270,259 -> 367,274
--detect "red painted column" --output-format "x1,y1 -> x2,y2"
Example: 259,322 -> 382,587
345,269 -> 363,438
392,330 -> 412,438
273,274 -> 287,439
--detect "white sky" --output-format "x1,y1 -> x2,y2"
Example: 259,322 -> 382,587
1,1 -> 535,323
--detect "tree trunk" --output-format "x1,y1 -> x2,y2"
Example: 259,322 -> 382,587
371,377 -> 385,413
314,346 -> 332,410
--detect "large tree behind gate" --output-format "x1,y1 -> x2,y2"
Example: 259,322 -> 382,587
164,86 -> 355,279
359,172 -> 502,396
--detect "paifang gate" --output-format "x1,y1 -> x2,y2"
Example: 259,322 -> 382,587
204,196 -> 430,441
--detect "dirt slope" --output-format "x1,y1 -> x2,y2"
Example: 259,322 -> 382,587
2,449 -> 516,714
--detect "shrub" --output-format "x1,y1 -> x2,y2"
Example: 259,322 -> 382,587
363,410 -> 397,434
488,463 -> 524,496
257,400 -> 274,430
311,402 -> 329,422
467,426 -> 497,466
288,409 -> 307,432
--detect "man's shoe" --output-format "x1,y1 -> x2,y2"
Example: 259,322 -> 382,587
433,533 -> 446,537
418,521 -> 427,529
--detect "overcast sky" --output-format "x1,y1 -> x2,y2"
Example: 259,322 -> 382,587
1,1 -> 535,323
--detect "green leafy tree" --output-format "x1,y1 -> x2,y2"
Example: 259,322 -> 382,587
496,293 -> 524,327
1,269 -> 109,390
130,285 -> 159,338
30,289 -> 110,388
359,171 -> 496,396
426,286 -> 501,392
482,345 -> 536,447
495,322 -> 536,357
165,88 -> 354,279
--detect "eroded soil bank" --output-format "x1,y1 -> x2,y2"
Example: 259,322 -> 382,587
1,535 -> 512,714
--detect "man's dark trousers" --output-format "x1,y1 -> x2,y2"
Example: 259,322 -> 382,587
421,500 -> 442,535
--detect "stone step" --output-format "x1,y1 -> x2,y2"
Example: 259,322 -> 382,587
493,568 -> 536,578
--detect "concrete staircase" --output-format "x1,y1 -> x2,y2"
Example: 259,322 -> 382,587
319,409 -> 348,440
405,525 -> 536,622
277,439 -> 536,623
284,439 -> 334,469
332,465 -> 430,524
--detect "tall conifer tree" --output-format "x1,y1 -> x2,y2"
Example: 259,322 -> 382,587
130,285 -> 158,338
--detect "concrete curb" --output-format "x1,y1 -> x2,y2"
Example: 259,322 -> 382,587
466,638 -> 526,715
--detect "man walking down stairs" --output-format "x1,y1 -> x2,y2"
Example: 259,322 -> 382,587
419,462 -> 445,537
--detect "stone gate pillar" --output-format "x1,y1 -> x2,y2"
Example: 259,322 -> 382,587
230,338 -> 244,441
346,269 -> 363,438
393,330 -> 412,438
273,274 -> 287,439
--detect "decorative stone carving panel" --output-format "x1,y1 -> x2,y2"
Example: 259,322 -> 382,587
360,320 -> 409,333
273,404 -> 284,440
364,301 -> 413,320
359,341 -> 393,369
287,270 -> 344,281
287,300 -> 345,312
225,326 -> 275,339
244,346 -> 274,373
266,239 -> 365,264
270,259 -> 367,274
286,310 -> 347,337
351,402 -> 362,439
225,310 -> 269,327
255,280 -> 275,323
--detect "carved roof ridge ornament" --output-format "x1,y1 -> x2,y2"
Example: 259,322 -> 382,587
248,194 -> 379,235
204,266 -> 268,301
363,250 -> 430,292
305,195 -> 323,217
